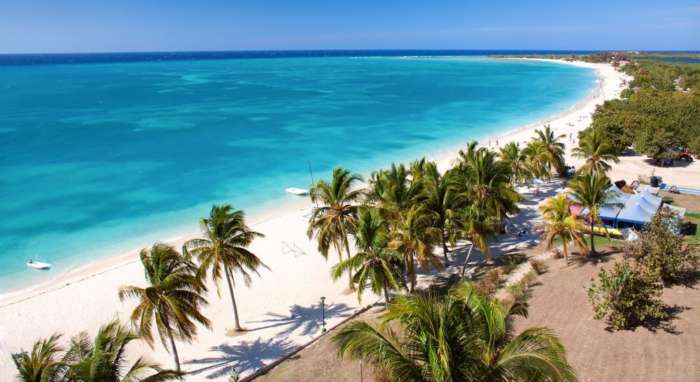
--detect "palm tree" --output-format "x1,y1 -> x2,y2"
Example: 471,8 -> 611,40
14,322 -> 182,382
369,163 -> 423,227
451,282 -> 578,381
540,194 -> 586,262
523,140 -> 552,181
184,204 -> 266,332
458,145 -> 520,224
459,205 -> 497,276
12,334 -> 63,382
307,167 -> 363,287
333,293 -> 476,381
331,208 -> 402,304
119,244 -> 210,371
390,205 -> 442,292
569,172 -> 612,255
63,320 -> 183,381
422,162 -> 461,262
333,282 -> 578,382
457,140 -> 480,165
499,142 -> 532,185
534,125 -> 567,176
572,129 -> 619,174
409,157 -> 428,184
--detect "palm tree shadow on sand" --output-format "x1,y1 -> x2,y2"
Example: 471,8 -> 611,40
246,302 -> 354,336
185,337 -> 297,379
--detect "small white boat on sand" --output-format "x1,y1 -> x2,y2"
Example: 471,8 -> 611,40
285,187 -> 309,196
26,260 -> 52,270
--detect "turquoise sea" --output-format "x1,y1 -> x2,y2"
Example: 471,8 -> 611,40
0,53 -> 596,291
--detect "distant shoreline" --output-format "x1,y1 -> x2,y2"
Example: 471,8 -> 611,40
0,49 -> 665,66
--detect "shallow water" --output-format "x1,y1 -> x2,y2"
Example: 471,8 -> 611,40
0,55 -> 595,290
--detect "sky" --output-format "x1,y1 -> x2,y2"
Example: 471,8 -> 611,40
0,0 -> 698,54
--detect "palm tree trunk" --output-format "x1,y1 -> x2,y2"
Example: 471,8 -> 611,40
168,329 -> 181,372
383,281 -> 390,305
407,255 -> 416,293
224,266 -> 242,331
343,240 -> 354,289
160,314 -> 181,371
562,237 -> 569,264
440,223 -> 449,264
461,243 -> 474,277
589,220 -> 596,255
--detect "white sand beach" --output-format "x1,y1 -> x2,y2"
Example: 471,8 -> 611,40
0,60 -> 632,381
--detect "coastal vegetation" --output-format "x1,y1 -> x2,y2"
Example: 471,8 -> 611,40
572,129 -> 619,174
118,244 -> 210,371
184,205 -> 267,332
624,209 -> 699,285
333,282 -> 577,382
588,59 -> 700,159
308,168 -> 364,287
587,260 -> 667,330
12,320 -> 182,381
331,207 -> 402,303
568,172 -> 612,255
494,52 -> 700,160
307,129 -> 565,303
539,194 -> 585,262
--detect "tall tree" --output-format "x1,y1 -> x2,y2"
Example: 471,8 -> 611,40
422,162 -> 461,262
451,282 -> 578,382
119,244 -> 210,371
369,163 -> 423,228
12,334 -> 63,382
390,205 -> 442,292
534,125 -> 567,176
569,172 -> 612,254
458,144 -> 519,223
184,205 -> 266,332
540,194 -> 586,262
63,320 -> 183,382
307,167 -> 363,287
499,142 -> 532,185
523,140 -> 552,181
459,205 -> 497,275
14,322 -> 182,382
331,208 -> 402,304
572,129 -> 620,174
333,282 -> 578,382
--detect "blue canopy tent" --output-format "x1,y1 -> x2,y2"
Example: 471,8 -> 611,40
599,185 -> 630,225
599,204 -> 623,224
615,193 -> 662,227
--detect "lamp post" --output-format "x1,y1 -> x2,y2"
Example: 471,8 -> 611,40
320,296 -> 327,333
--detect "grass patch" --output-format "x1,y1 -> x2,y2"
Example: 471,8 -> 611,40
555,235 -> 622,250
686,212 -> 700,244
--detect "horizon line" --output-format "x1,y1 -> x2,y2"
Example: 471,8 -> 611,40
2,48 -> 699,56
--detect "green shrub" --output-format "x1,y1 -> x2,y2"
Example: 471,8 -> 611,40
506,271 -> 535,300
626,209 -> 699,284
587,260 -> 667,330
499,253 -> 526,275
476,268 -> 502,295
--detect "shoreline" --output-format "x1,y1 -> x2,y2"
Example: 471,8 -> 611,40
0,59 -> 630,382
0,59 -> 620,306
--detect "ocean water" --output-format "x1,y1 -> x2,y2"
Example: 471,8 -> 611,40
0,53 -> 596,291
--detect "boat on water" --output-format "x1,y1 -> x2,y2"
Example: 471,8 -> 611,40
285,187 -> 309,196
26,260 -> 52,270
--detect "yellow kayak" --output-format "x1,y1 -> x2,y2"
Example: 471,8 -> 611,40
590,226 -> 623,237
